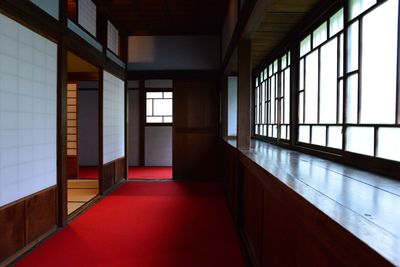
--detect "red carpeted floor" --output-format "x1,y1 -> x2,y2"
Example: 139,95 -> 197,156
129,166 -> 173,179
79,166 -> 99,179
16,181 -> 244,267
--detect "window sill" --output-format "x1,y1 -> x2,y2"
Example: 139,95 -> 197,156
224,137 -> 400,265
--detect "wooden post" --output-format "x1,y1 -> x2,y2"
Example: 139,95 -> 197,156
57,0 -> 68,227
237,39 -> 252,150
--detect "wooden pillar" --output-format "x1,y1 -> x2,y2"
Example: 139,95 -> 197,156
98,69 -> 105,194
57,0 -> 68,227
237,39 -> 252,150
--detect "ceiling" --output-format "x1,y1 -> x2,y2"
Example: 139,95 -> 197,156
251,0 -> 319,68
104,0 -> 230,35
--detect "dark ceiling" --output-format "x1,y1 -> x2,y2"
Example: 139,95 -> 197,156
104,0 -> 230,36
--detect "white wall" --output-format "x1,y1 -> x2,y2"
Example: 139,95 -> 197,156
103,71 -> 125,164
128,35 -> 220,70
228,76 -> 238,136
0,14 -> 57,207
145,127 -> 172,166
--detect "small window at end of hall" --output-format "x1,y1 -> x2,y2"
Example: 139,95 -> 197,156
146,91 -> 173,124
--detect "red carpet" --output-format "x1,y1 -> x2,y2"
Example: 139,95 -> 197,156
129,166 -> 172,179
79,166 -> 99,179
16,181 -> 244,267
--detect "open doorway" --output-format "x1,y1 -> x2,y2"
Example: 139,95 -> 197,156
66,52 -> 99,215
128,80 -> 173,180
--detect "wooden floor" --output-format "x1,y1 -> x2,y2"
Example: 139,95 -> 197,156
67,179 -> 99,215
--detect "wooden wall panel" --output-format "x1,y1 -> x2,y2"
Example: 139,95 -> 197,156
114,157 -> 126,184
0,202 -> 25,262
261,185 -> 339,267
0,187 -> 57,263
242,168 -> 264,266
222,142 -> 238,216
25,188 -> 57,243
173,77 -> 220,180
102,161 -> 115,193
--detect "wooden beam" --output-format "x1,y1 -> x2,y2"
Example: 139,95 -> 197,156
237,39 -> 252,150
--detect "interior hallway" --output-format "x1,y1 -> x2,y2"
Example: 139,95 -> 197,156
16,181 -> 244,267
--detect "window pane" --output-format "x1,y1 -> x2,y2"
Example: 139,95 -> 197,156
328,126 -> 343,149
164,92 -> 173,98
146,116 -> 162,123
284,69 -> 290,124
299,59 -> 304,90
360,0 -> 398,124
147,92 -> 163,98
300,35 -> 311,57
347,21 -> 359,72
339,33 -> 344,77
154,99 -> 172,116
313,22 -> 327,48
299,92 -> 304,123
271,76 -> 275,123
346,126 -> 374,156
281,125 -> 287,140
299,125 -> 310,143
346,74 -> 358,123
378,128 -> 400,161
320,38 -> 338,123
164,116 -> 173,123
146,99 -> 153,116
312,126 -> 326,146
330,9 -> 344,37
281,54 -> 287,68
338,80 -> 343,123
305,50 -> 318,123
349,0 -> 376,20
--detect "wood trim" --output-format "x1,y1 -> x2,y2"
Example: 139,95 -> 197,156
68,72 -> 100,81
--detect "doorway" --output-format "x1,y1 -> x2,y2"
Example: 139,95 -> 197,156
66,52 -> 99,215
128,80 -> 173,180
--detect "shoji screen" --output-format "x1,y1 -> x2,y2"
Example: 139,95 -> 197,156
107,21 -> 119,55
0,14 -> 57,207
103,71 -> 125,164
78,0 -> 97,37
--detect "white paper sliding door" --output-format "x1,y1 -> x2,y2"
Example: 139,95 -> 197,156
0,14 -> 57,207
103,71 -> 125,164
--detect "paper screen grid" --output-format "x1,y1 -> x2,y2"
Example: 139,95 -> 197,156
107,21 -> 119,55
103,71 -> 125,164
0,14 -> 57,207
78,0 -> 97,37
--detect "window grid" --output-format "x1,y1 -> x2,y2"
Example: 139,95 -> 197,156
253,0 -> 400,176
146,91 -> 173,124
255,52 -> 291,141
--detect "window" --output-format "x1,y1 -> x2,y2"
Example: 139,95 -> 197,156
298,8 -> 344,149
107,21 -> 119,55
252,0 -> 400,177
78,0 -> 97,37
254,51 -> 291,140
146,92 -> 173,124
